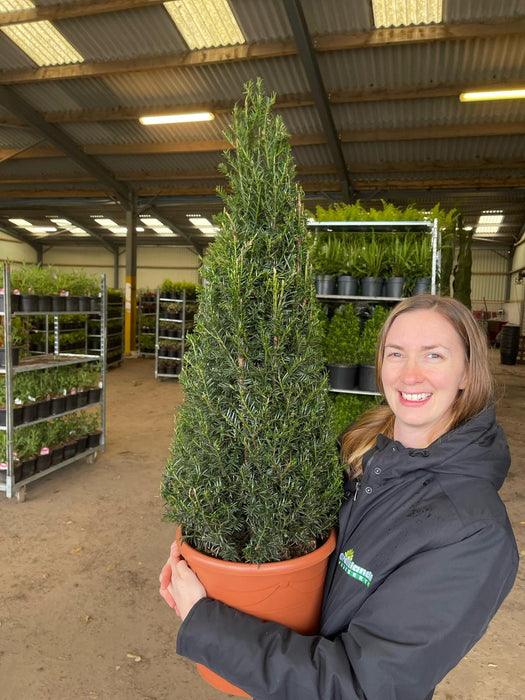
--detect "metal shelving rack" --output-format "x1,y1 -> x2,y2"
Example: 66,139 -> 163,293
308,219 -> 440,397
1,263 -> 107,501
155,289 -> 189,380
137,292 -> 156,357
87,293 -> 123,368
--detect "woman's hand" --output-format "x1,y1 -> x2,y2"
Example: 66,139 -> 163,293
159,540 -> 207,620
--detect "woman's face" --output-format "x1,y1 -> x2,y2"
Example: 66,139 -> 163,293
381,309 -> 468,447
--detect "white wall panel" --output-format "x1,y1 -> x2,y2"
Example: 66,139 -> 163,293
0,234 -> 38,265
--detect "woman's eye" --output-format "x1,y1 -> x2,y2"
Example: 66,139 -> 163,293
427,352 -> 442,359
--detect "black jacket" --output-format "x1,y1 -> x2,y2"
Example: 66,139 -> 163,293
176,406 -> 518,699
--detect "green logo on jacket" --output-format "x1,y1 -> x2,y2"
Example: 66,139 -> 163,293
338,549 -> 374,587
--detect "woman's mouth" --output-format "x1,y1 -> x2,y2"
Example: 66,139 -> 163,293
399,391 -> 432,404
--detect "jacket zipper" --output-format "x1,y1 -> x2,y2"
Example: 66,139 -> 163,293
354,454 -> 376,502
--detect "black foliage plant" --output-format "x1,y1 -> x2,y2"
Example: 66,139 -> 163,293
161,79 -> 342,565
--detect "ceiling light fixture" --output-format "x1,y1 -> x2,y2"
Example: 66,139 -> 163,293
459,89 -> 525,102
139,112 -> 214,125
475,210 -> 503,236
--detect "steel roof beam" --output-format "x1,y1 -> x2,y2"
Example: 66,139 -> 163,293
282,0 -> 352,202
0,86 -> 134,206
143,204 -> 204,257
48,210 -> 118,253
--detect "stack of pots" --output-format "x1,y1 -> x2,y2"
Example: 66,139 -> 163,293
500,324 -> 520,365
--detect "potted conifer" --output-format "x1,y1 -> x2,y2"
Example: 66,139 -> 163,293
321,303 -> 361,390
161,80 -> 342,696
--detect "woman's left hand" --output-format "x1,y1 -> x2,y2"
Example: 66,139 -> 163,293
159,540 -> 207,620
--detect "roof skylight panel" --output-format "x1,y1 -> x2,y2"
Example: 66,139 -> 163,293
163,0 -> 245,49
0,0 -> 84,66
1,20 -> 84,66
372,0 -> 442,28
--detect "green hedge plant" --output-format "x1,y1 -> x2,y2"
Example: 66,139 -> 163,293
161,79 -> 342,564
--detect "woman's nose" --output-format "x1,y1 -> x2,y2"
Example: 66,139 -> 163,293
400,358 -> 424,384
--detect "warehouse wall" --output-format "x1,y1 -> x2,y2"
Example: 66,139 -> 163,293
506,234 -> 525,331
0,232 -> 38,265
470,248 -> 509,316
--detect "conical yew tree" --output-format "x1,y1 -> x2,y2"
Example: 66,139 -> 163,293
161,79 -> 342,564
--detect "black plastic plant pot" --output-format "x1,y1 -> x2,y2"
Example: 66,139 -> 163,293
500,350 -> 518,366
19,294 -> 38,312
357,365 -> 379,393
360,277 -> 384,297
88,388 -> 102,404
79,296 -> 91,311
14,405 -> 24,426
76,390 -> 89,407
37,400 -> 52,419
337,276 -> 358,296
51,396 -> 67,415
65,296 -> 80,311
52,295 -> 67,311
384,277 -> 405,298
89,297 -> 100,312
20,457 -> 37,479
0,346 -> 20,367
22,403 -> 38,423
326,363 -> 358,391
63,442 -> 78,460
413,278 -> 430,295
0,293 -> 21,313
66,394 -> 79,411
50,446 -> 64,465
315,275 -> 335,295
87,432 -> 101,448
37,295 -> 53,312
35,453 -> 52,471
76,435 -> 89,453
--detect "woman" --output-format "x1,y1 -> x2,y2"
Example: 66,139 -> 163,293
160,294 -> 518,700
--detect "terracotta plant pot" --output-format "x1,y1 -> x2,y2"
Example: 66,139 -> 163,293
177,527 -> 336,697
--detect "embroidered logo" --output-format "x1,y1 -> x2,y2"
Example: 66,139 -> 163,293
338,549 -> 374,587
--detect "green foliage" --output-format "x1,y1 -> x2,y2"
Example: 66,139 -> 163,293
358,305 -> 390,365
161,79 -> 342,564
322,303 -> 361,365
331,393 -> 382,438
10,262 -> 99,295
354,234 -> 387,278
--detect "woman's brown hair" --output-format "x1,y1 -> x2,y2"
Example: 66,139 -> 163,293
341,294 -> 493,478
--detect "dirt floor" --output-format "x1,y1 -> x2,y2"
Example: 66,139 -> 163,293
0,351 -> 523,700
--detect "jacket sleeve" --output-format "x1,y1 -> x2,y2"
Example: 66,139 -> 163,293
176,521 -> 518,700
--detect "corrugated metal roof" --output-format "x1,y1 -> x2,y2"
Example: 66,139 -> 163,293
445,0 -> 525,22
0,0 -> 523,251
300,0 -> 373,33
55,6 -> 186,62
318,36 -> 525,90
0,31 -> 35,70
342,136 -> 525,163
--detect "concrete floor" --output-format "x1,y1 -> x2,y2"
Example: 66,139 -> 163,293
0,352 -> 523,700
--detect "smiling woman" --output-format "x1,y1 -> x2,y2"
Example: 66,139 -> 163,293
159,292 -> 518,700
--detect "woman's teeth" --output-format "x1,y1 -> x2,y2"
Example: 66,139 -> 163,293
401,392 -> 431,401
